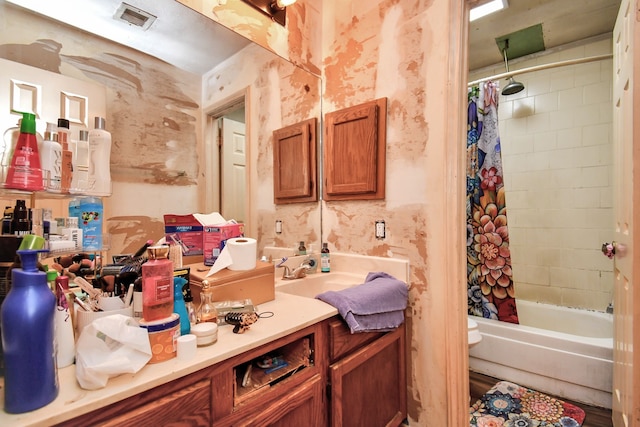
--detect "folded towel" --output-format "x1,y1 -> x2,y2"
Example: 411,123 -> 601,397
316,272 -> 408,333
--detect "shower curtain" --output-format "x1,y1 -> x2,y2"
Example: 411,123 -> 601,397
466,81 -> 518,324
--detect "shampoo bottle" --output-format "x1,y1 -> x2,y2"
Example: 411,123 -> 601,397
71,129 -> 89,193
4,112 -> 44,191
1,249 -> 59,413
40,122 -> 62,192
57,119 -> 73,194
173,276 -> 190,335
87,116 -> 112,196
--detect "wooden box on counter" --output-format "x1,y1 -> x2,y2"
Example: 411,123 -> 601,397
185,260 -> 275,306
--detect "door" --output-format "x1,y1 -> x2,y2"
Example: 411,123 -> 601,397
221,117 -> 246,223
612,0 -> 640,425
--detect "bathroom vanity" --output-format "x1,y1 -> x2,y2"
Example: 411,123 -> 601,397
0,255 -> 410,427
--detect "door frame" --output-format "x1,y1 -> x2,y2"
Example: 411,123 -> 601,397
202,89 -> 251,234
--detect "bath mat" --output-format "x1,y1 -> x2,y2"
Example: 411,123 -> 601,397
470,381 -> 586,426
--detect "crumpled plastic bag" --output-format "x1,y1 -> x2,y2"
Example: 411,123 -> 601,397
75,314 -> 151,390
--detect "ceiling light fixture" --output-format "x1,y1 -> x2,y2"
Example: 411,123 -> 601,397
470,0 -> 508,22
241,0 -> 297,26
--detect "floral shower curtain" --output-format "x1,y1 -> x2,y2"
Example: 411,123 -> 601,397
466,81 -> 518,324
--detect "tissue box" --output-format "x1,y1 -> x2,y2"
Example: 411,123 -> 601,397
164,214 -> 203,256
187,261 -> 275,306
203,223 -> 245,266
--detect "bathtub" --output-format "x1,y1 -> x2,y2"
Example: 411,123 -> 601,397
468,300 -> 613,409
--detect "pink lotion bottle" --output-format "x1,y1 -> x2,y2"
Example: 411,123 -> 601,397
4,112 -> 44,191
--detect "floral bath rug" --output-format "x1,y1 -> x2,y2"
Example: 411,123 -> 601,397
470,381 -> 586,426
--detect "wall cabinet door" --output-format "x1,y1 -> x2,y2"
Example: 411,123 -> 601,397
329,324 -> 406,427
323,98 -> 386,201
273,118 -> 318,204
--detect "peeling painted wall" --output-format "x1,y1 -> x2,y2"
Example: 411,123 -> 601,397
321,0 -> 467,424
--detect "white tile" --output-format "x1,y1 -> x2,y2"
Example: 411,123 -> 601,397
558,86 -> 584,108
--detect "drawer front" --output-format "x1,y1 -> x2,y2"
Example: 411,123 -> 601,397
97,379 -> 211,427
328,318 -> 383,362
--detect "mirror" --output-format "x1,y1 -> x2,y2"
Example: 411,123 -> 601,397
0,0 -> 322,258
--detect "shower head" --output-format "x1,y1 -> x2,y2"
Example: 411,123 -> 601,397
502,77 -> 525,95
500,42 -> 525,96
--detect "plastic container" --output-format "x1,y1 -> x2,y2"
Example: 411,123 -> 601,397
78,196 -> 103,250
0,249 -> 58,413
87,116 -> 112,196
4,112 -> 44,192
138,313 -> 180,363
191,322 -> 218,347
142,246 -> 174,321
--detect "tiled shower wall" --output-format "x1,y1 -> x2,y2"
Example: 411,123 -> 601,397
469,37 -> 614,311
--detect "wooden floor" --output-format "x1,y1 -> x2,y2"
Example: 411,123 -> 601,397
469,371 -> 613,427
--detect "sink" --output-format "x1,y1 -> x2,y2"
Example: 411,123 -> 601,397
275,272 -> 364,299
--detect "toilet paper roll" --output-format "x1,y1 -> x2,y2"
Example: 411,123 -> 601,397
226,237 -> 257,271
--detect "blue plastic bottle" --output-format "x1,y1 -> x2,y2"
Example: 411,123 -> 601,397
1,249 -> 59,413
173,277 -> 190,335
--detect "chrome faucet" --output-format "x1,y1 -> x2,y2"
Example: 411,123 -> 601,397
277,262 -> 312,280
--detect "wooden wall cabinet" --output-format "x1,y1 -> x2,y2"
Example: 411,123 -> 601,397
323,98 -> 387,201
273,118 -> 318,204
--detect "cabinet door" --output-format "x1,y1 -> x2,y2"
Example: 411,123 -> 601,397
241,374 -> 325,427
323,98 -> 386,201
329,325 -> 406,427
273,118 -> 318,204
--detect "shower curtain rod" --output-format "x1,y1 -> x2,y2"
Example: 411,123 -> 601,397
467,53 -> 613,87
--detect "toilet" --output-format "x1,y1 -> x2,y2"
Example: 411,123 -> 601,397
468,317 -> 482,348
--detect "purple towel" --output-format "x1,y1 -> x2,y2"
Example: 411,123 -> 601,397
316,272 -> 408,333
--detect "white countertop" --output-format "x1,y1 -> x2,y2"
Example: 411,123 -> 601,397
0,291 -> 338,427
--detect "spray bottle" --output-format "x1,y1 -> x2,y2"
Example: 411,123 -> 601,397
173,276 -> 190,335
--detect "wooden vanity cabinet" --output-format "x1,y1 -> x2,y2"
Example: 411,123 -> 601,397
325,318 -> 407,427
60,317 -> 406,427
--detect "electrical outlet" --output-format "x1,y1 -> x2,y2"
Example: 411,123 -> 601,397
375,220 -> 385,239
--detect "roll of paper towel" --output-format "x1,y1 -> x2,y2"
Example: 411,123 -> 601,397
226,237 -> 257,271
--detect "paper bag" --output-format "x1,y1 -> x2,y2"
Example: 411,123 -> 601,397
75,314 -> 152,390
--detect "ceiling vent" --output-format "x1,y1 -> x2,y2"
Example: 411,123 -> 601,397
114,3 -> 156,31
